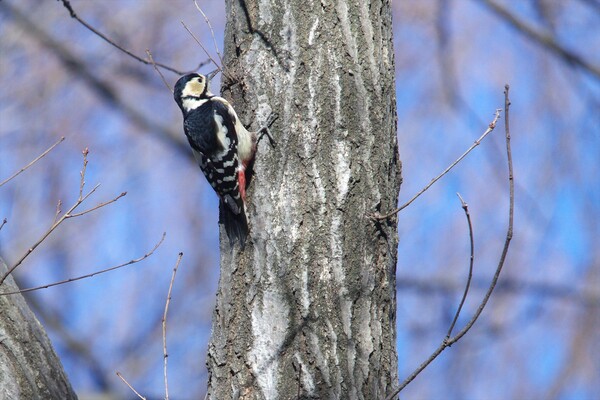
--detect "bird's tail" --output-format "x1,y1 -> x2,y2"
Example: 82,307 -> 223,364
219,198 -> 249,249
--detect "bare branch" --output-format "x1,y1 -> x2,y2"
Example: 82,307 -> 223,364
0,151 -> 126,285
190,2 -> 238,84
0,233 -> 165,296
194,0 -> 225,68
444,83 -> 514,345
481,0 -> 600,80
116,372 -> 146,400
67,192 -> 127,218
181,21 -> 223,74
58,0 -> 189,75
52,200 -> 63,225
146,49 -> 173,93
445,193 -> 475,339
0,218 -> 6,231
1,203 -> 75,285
370,109 -> 502,221
385,86 -> 514,400
79,148 -> 89,200
0,136 -> 65,187
163,253 -> 184,400
79,183 -> 101,204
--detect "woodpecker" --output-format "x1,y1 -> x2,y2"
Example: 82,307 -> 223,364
174,73 -> 274,249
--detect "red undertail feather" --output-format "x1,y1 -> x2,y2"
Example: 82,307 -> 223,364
238,170 -> 247,200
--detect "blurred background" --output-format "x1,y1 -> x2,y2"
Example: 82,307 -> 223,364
0,1 -> 598,399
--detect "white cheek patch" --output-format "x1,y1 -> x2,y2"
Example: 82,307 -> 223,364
182,79 -> 204,97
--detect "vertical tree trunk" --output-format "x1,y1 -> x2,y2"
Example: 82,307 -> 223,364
207,1 -> 400,399
0,259 -> 77,399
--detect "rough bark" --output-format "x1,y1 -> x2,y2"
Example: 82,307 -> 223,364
207,1 -> 400,399
0,258 -> 77,399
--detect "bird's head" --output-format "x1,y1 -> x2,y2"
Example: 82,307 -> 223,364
174,73 -> 213,111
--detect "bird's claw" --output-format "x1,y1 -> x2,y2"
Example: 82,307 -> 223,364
257,112 -> 278,147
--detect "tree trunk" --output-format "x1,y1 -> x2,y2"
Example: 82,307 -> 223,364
0,258 -> 77,399
207,1 -> 400,399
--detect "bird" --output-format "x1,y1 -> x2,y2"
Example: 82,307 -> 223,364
173,72 -> 275,249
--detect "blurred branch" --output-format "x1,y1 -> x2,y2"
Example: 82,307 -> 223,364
386,85 -> 514,400
580,0 -> 600,13
0,218 -> 6,231
446,193 -> 474,339
435,0 -> 461,109
0,149 -> 127,285
0,233 -> 165,296
163,253 -> 183,400
544,265 -> 600,399
433,0 -> 551,233
0,136 -> 65,187
58,0 -> 194,75
0,1 -> 192,158
370,109 -> 501,221
480,0 -> 600,80
397,277 -> 600,308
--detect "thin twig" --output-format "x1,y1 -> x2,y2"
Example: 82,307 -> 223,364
444,86 -> 514,342
0,233 -> 165,296
146,49 -> 173,93
194,0 -> 225,68
79,148 -> 89,200
181,21 -> 222,73
67,192 -> 127,218
370,109 -> 502,221
116,372 -> 147,400
0,218 -> 6,231
52,200 -> 63,225
80,183 -> 101,204
0,151 -> 126,285
445,193 -> 475,339
58,0 -> 186,75
385,86 -> 514,400
1,197 -> 81,285
163,253 -> 184,400
0,136 -> 65,187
